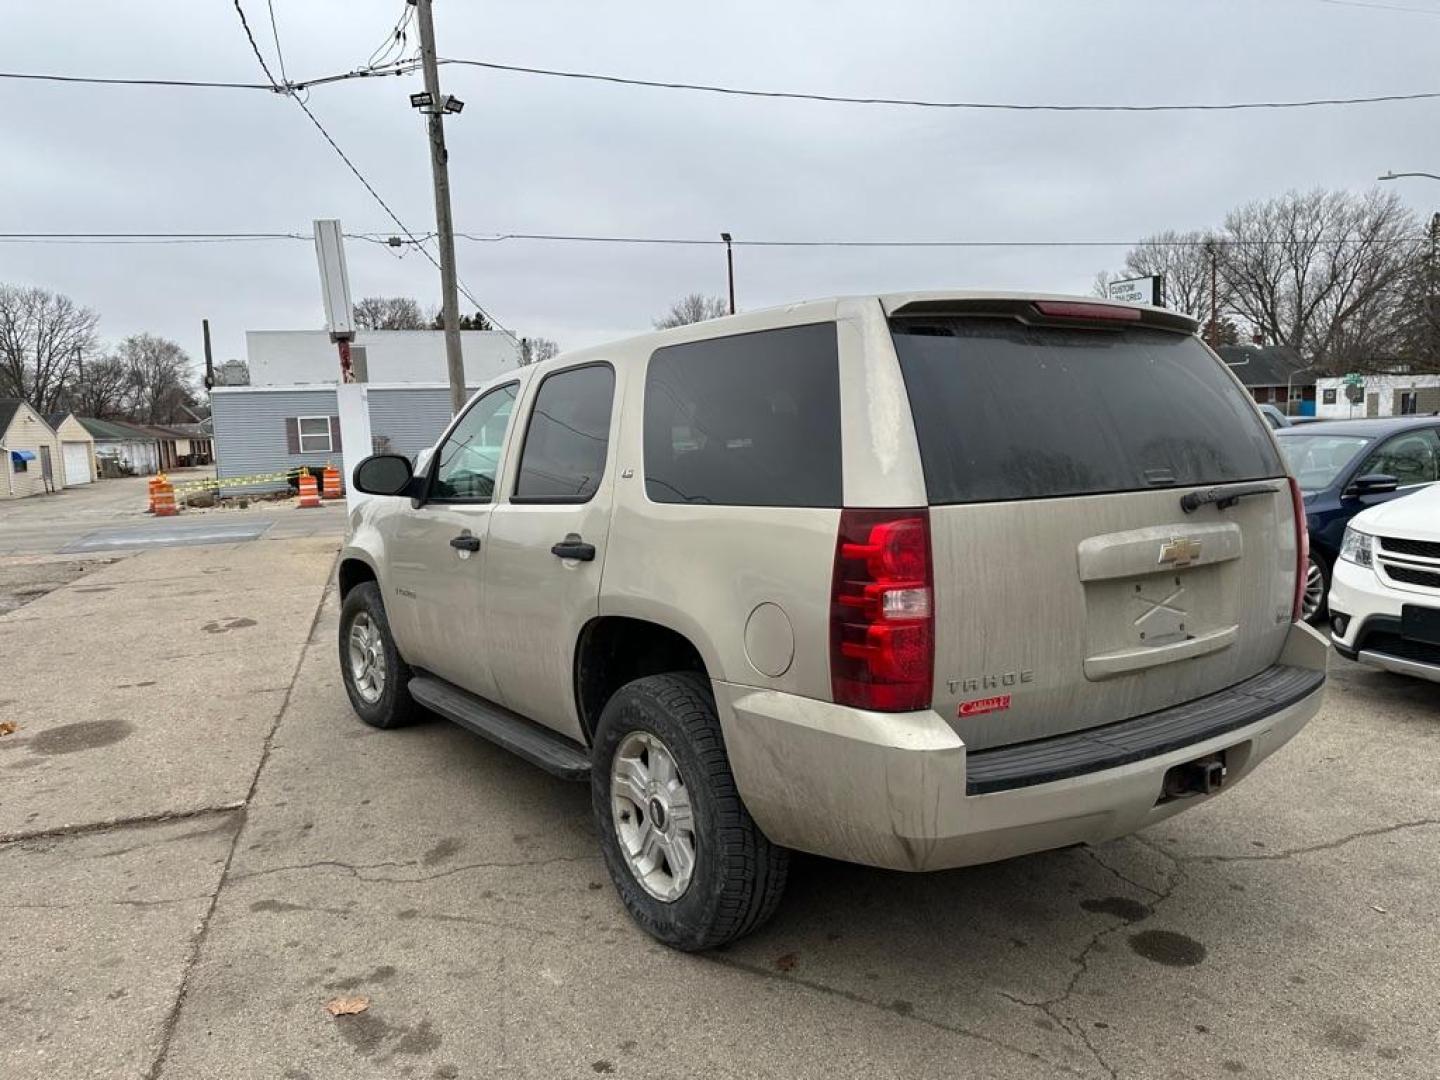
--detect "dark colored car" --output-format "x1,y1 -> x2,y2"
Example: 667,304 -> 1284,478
1275,416 -> 1440,620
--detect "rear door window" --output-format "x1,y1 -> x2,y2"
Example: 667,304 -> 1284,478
1359,428 -> 1440,486
513,364 -> 615,503
644,323 -> 842,507
891,318 -> 1285,505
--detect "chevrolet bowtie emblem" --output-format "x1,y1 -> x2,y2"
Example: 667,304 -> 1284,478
1158,537 -> 1203,568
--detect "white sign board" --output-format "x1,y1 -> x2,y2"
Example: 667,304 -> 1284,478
314,219 -> 355,340
1106,275 -> 1163,307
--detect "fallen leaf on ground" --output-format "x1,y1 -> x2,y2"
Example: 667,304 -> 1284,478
775,952 -> 798,972
325,996 -> 370,1016
1371,904 -> 1388,914
0,721 -> 16,737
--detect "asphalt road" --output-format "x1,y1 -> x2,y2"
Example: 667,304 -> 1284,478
0,470 -> 345,556
1,538 -> 1437,1080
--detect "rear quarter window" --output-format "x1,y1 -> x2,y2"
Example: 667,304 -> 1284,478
891,317 -> 1285,505
643,322 -> 842,507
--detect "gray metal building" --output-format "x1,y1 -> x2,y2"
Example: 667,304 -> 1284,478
211,384 -> 476,492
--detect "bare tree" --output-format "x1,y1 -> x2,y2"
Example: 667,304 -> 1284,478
0,284 -> 99,414
115,334 -> 198,425
653,294 -> 729,329
1218,189 -> 1417,372
1098,231 -> 1222,318
1091,271 -> 1117,299
68,354 -> 131,418
520,337 -> 560,366
1124,230 -> 1219,319
353,296 -> 428,330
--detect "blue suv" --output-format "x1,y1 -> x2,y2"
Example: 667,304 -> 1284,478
1276,416 -> 1440,621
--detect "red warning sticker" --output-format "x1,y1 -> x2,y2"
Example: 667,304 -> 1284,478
958,694 -> 1012,718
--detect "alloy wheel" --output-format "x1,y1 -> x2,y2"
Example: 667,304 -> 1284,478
610,730 -> 697,902
1303,556 -> 1326,621
348,612 -> 387,704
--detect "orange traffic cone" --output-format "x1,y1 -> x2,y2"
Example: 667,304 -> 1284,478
321,462 -> 342,500
297,469 -> 321,509
146,475 -> 161,514
153,477 -> 178,517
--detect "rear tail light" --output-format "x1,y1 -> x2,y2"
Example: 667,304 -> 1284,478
830,509 -> 934,712
1289,476 -> 1309,622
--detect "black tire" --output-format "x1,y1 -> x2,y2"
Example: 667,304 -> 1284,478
591,671 -> 789,951
338,581 -> 424,729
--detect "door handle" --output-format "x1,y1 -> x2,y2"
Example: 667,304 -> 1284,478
550,534 -> 596,561
449,534 -> 481,552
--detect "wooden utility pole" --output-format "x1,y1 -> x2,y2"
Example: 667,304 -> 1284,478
413,0 -> 466,415
1207,241 -> 1219,348
202,318 -> 215,391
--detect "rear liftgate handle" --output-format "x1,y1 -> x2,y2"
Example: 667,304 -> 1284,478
551,533 -> 596,561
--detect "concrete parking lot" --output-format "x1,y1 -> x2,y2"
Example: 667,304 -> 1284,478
1,534 -> 1436,1079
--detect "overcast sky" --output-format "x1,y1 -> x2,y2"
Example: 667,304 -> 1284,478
3,0 -> 1438,372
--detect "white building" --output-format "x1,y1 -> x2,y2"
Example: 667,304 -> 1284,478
211,330 -> 520,492
1315,373 -> 1440,420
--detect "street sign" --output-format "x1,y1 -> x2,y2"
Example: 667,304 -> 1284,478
1106,275 -> 1164,307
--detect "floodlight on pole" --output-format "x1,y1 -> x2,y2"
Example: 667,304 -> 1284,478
409,91 -> 434,110
721,232 -> 735,315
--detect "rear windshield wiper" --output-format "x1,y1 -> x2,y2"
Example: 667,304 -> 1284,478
1180,482 -> 1281,514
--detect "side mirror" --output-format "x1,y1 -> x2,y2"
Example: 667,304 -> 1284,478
1347,473 -> 1399,498
352,454 -> 415,496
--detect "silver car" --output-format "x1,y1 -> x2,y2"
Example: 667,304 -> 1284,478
338,292 -> 1328,950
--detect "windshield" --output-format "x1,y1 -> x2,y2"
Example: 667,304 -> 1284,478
1277,434 -> 1372,492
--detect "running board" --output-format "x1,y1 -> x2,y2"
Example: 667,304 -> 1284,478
408,675 -> 592,781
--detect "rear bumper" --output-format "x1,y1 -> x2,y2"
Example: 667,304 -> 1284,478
714,622 -> 1329,872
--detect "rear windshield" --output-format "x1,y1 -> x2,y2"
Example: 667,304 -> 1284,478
891,317 -> 1285,505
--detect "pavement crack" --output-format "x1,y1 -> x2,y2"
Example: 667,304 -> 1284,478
145,569 -> 336,1080
708,954 -> 1092,1079
1084,846 -> 1164,899
1177,817 -> 1440,864
0,802 -> 245,846
230,852 -> 600,885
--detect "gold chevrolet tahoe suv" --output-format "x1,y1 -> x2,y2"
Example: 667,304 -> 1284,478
337,292 -> 1328,950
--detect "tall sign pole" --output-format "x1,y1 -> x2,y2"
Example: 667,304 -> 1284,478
412,0 -> 467,415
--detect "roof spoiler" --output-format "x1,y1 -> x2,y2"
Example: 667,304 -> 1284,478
888,298 -> 1199,335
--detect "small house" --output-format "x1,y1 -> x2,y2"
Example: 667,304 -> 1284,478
0,398 -> 63,499
80,417 -> 162,477
46,410 -> 97,487
1217,345 -> 1317,417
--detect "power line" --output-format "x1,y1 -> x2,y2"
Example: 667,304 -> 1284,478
454,231 -> 1431,249
266,0 -> 290,86
7,58 -> 1439,114
232,0 -> 281,88
0,70 -> 276,91
228,0 -> 516,341
438,57 -> 1440,113
1313,0 -> 1440,15
2,230 -> 1429,249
